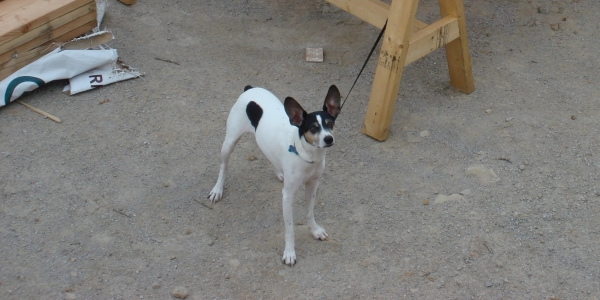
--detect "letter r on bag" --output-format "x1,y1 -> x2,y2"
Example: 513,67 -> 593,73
89,75 -> 103,84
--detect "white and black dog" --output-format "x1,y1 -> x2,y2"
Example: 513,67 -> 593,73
208,85 -> 341,266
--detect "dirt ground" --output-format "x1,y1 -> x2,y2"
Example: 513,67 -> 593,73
1,0 -> 599,299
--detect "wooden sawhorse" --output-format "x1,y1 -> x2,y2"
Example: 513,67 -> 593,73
325,0 -> 475,141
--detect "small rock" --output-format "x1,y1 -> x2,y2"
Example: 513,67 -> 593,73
537,6 -> 549,14
419,130 -> 430,138
247,154 -> 257,161
505,117 -> 513,122
152,282 -> 161,289
306,48 -> 324,62
229,259 -> 240,267
485,281 -> 493,288
70,271 -> 78,278
485,109 -> 492,114
423,199 -> 429,205
466,164 -> 500,184
550,23 -> 560,31
172,286 -> 189,299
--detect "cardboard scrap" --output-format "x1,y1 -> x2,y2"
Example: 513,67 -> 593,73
306,48 -> 324,62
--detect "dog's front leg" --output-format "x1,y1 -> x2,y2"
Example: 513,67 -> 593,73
305,179 -> 328,240
281,180 -> 301,266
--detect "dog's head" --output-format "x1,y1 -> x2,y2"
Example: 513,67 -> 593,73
284,85 -> 341,148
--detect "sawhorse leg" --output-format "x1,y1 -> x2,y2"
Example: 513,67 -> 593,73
362,0 -> 474,141
440,0 -> 474,94
362,0 -> 419,141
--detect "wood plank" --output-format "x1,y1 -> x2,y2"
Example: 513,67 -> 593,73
362,0 -> 419,141
405,16 -> 459,66
439,0 -> 474,94
0,0 -> 93,44
0,0 -> 40,18
118,0 -> 136,5
0,11 -> 97,67
324,0 -> 428,32
0,20 -> 97,81
325,0 -> 388,29
0,2 -> 96,55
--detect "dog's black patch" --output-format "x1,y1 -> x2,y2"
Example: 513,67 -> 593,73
244,85 -> 254,92
246,101 -> 263,130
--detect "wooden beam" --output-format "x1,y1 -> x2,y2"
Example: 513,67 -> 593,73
0,0 -> 93,44
0,2 -> 96,55
362,0 -> 419,141
0,20 -> 97,81
439,0 -> 474,94
325,0 -> 428,32
0,12 -> 97,67
405,16 -> 459,66
325,0 -> 388,29
0,0 -> 39,18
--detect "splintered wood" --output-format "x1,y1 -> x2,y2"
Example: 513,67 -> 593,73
0,0 -> 97,81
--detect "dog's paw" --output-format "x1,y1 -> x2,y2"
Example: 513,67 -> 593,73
282,250 -> 296,266
276,172 -> 284,182
207,187 -> 223,204
310,226 -> 329,241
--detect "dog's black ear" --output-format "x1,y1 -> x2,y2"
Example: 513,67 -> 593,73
323,85 -> 341,118
284,97 -> 306,127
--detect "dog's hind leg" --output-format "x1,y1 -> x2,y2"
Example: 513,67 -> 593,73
305,179 -> 328,240
208,111 -> 253,203
208,133 -> 239,203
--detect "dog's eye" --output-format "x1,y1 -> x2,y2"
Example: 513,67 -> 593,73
326,122 -> 334,129
310,126 -> 319,134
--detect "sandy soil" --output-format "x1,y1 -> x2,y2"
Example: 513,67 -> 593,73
1,0 -> 599,299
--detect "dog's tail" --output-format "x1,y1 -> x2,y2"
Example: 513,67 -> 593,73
244,85 -> 253,92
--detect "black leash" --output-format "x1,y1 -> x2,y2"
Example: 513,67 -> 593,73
340,20 -> 388,110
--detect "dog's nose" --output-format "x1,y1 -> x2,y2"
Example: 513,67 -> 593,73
324,136 -> 334,145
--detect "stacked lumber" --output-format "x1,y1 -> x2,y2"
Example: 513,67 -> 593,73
0,0 -> 97,81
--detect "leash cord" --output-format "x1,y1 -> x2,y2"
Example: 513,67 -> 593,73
340,20 -> 388,110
